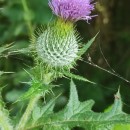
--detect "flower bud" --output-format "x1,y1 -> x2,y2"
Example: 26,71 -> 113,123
36,19 -> 78,68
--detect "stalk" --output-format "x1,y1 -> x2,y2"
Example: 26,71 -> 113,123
21,0 -> 34,41
0,109 -> 13,130
0,95 -> 13,130
16,94 -> 41,130
16,72 -> 53,130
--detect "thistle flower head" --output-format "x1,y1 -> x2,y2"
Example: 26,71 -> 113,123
49,0 -> 96,22
36,20 -> 78,68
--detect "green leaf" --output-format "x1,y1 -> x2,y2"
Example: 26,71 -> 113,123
0,44 -> 13,53
0,44 -> 14,58
113,124 -> 130,130
78,33 -> 99,57
25,80 -> 130,130
63,71 -> 96,84
32,97 -> 56,123
17,79 -> 53,101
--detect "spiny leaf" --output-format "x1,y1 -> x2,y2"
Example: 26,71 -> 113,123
63,71 -> 96,84
0,44 -> 13,56
78,32 -> 98,57
25,80 -> 130,130
17,80 -> 53,101
9,47 -> 31,55
49,80 -> 94,122
0,71 -> 14,77
110,89 -> 122,114
32,97 -> 57,123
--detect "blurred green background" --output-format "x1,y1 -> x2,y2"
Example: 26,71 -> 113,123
0,0 -> 130,118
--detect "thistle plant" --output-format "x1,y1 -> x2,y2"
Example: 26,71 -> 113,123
36,0 -> 95,69
33,0 -> 97,81
16,1 -> 97,129
0,0 -> 130,130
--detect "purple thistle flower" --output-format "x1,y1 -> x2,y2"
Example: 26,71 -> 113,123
49,0 -> 96,22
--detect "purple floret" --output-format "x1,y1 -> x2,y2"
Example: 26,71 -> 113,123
49,0 -> 96,22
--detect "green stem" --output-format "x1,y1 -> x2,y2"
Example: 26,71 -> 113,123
16,94 -> 41,130
0,111 -> 13,130
21,0 -> 34,41
0,97 -> 13,130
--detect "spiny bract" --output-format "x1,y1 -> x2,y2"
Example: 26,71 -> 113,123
36,20 -> 78,68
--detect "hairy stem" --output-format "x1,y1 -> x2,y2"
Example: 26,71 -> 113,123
0,109 -> 13,130
0,95 -> 13,130
16,94 -> 41,130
